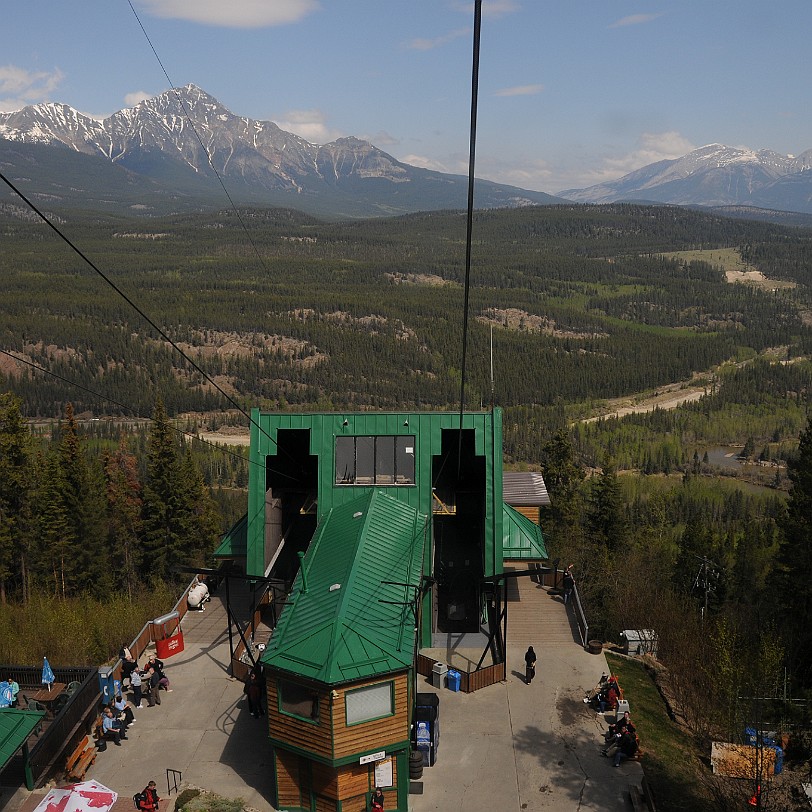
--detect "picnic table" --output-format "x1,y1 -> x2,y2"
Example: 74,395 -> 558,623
27,683 -> 67,712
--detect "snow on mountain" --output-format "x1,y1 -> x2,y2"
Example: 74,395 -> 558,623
559,144 -> 812,212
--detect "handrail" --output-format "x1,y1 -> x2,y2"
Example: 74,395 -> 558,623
571,581 -> 589,649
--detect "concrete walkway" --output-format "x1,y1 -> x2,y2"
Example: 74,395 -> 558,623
8,585 -> 641,812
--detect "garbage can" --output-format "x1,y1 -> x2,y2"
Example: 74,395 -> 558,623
415,721 -> 431,766
153,611 -> 184,659
431,662 -> 448,688
447,669 -> 461,692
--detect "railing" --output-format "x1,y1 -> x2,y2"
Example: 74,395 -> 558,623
108,577 -> 197,683
0,666 -> 100,788
571,582 -> 589,649
416,654 -> 504,693
231,582 -> 282,680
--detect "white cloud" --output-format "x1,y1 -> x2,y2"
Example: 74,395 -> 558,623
124,91 -> 152,107
556,131 -> 697,190
400,153 -> 452,173
407,27 -> 470,51
361,130 -> 399,148
273,109 -> 343,144
609,13 -> 664,28
494,84 -> 544,97
0,65 -> 64,111
136,0 -> 319,28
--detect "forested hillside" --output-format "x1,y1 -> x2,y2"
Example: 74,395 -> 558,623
2,203 -> 811,470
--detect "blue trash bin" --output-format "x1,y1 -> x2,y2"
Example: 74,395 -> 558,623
447,669 -> 461,692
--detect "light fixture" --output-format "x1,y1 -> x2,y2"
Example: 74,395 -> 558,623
403,419 -> 409,426
342,419 -> 349,426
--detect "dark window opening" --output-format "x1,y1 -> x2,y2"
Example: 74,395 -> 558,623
335,436 -> 415,485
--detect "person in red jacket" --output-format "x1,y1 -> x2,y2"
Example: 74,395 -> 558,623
137,781 -> 160,811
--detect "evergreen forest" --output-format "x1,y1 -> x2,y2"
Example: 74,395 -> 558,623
4,201 -> 812,805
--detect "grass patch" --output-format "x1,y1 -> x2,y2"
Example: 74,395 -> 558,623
607,652 -> 712,812
176,789 -> 245,812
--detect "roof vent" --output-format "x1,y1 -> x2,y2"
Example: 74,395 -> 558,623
329,583 -> 341,592
353,511 -> 363,518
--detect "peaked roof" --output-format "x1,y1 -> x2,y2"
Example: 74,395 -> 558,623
503,471 -> 550,506
502,503 -> 548,559
0,708 -> 46,773
213,512 -> 247,558
262,490 -> 427,685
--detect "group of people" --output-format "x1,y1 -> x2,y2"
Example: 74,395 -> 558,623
583,672 -> 620,713
601,709 -> 640,767
1,677 -> 20,708
120,646 -> 173,709
584,673 -> 641,768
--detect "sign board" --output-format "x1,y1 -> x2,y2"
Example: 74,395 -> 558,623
359,751 -> 386,765
374,757 -> 394,788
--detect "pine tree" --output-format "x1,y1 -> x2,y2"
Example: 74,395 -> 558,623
0,393 -> 33,603
776,417 -> 812,684
141,398 -> 183,581
55,403 -> 110,596
104,440 -> 143,599
587,461 -> 628,552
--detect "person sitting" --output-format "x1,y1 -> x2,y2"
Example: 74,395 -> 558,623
599,677 -> 620,713
113,693 -> 136,727
601,712 -> 635,756
612,730 -> 639,767
583,672 -> 609,707
101,706 -> 127,745
136,781 -> 160,811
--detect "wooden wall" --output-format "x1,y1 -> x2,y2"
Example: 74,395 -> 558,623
275,750 -> 304,809
267,679 -> 333,759
332,674 -> 409,760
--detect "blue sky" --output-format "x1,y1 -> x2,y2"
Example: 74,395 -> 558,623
3,1 -> 811,193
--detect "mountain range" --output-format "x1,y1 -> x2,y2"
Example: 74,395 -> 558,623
3,85 -> 812,220
559,143 -> 812,214
0,84 -> 561,219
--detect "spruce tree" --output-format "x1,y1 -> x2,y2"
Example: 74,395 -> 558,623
776,416 -> 812,684
0,393 -> 33,603
142,398 -> 182,581
104,440 -> 143,599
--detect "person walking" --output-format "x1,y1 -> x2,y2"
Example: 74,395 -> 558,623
562,564 -> 575,605
524,646 -> 537,684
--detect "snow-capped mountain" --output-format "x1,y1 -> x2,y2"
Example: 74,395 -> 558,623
558,144 -> 812,213
0,85 -> 561,217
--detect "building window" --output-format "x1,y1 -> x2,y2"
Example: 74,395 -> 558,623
345,681 -> 394,726
279,680 -> 320,723
335,436 -> 415,486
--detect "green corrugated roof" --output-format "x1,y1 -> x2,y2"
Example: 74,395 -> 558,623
502,503 -> 548,560
0,708 -> 46,771
261,490 -> 427,685
213,512 -> 247,558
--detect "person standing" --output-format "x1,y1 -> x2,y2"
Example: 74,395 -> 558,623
244,671 -> 264,718
370,787 -> 385,812
562,565 -> 575,605
524,646 -> 537,684
5,677 -> 20,707
130,667 -> 144,709
137,781 -> 160,811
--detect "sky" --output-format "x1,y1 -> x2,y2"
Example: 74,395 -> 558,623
3,0 -> 812,194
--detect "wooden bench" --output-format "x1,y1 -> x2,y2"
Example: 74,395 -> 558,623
65,735 -> 96,781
